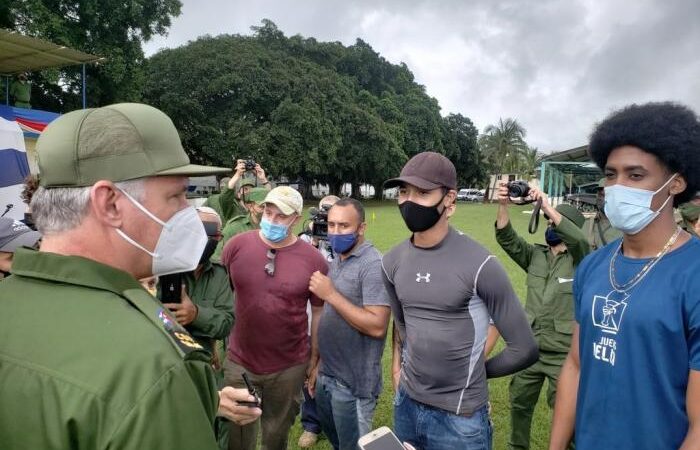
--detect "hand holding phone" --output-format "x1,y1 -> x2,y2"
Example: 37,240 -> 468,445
237,372 -> 261,408
358,427 -> 406,450
159,273 -> 183,303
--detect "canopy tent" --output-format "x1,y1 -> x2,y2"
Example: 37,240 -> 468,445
0,104 -> 60,139
0,29 -> 103,108
539,145 -> 603,208
0,29 -> 103,75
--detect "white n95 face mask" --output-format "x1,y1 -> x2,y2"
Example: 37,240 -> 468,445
116,188 -> 207,276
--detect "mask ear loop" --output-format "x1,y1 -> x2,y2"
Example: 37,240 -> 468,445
651,174 -> 678,213
114,187 -> 167,259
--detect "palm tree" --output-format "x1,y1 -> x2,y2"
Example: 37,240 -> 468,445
519,146 -> 544,180
478,118 -> 529,197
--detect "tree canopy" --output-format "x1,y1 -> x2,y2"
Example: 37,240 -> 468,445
143,20 -> 486,197
2,0 -> 182,111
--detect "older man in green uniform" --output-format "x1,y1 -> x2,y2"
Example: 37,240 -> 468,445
495,183 -> 589,450
212,187 -> 267,262
0,103 -> 261,449
584,178 -> 622,250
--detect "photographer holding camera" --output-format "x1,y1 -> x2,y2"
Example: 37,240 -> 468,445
204,158 -> 272,223
495,182 -> 588,450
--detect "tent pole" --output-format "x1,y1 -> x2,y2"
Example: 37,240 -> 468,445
5,76 -> 9,105
82,64 -> 86,109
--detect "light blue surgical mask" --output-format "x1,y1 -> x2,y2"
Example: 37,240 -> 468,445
604,174 -> 676,235
260,217 -> 289,242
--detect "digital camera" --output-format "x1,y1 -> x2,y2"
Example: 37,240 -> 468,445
244,157 -> 256,171
310,204 -> 331,239
507,180 -> 531,198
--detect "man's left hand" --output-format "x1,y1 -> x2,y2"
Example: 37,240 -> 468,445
163,285 -> 198,326
218,387 -> 262,425
255,164 -> 268,184
309,271 -> 337,302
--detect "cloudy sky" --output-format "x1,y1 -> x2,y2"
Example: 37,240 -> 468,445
143,0 -> 700,153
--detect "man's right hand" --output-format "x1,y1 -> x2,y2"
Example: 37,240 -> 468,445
496,181 -> 511,205
392,368 -> 401,393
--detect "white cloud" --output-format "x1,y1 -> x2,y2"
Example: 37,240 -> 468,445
143,0 -> 700,152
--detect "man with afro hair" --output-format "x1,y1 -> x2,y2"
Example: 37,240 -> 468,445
550,102 -> 700,450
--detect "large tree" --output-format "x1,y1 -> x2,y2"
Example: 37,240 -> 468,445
143,21 -> 472,198
3,0 -> 182,111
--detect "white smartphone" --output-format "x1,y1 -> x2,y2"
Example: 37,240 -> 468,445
358,426 -> 405,450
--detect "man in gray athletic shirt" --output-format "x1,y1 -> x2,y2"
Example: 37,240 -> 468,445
382,151 -> 538,450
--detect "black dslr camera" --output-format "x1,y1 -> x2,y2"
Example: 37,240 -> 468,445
244,156 -> 256,171
310,204 -> 331,239
507,180 -> 531,198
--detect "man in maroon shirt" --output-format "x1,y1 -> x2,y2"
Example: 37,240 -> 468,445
221,186 -> 328,450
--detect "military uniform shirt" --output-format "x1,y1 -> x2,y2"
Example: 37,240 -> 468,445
0,249 -> 220,450
160,260 -> 234,353
496,216 -> 590,353
204,188 -> 247,224
584,213 -> 622,251
212,213 -> 256,262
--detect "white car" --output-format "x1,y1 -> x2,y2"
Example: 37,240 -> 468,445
457,189 -> 484,202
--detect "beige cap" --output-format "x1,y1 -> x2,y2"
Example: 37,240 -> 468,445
263,186 -> 303,215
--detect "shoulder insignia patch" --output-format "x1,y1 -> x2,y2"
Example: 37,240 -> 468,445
157,308 -> 204,353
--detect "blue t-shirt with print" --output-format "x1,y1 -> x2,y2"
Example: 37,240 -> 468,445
573,236 -> 700,449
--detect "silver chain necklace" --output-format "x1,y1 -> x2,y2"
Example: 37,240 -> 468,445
608,226 -> 682,293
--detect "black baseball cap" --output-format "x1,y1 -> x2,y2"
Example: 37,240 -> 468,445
0,217 -> 41,252
384,151 -> 457,190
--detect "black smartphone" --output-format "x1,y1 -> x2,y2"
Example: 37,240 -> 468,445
159,273 -> 183,303
238,372 -> 261,408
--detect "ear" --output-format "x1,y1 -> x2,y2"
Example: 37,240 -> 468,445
357,222 -> 367,236
669,174 -> 687,197
90,181 -> 124,228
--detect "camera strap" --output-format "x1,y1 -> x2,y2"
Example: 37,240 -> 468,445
528,198 -> 543,234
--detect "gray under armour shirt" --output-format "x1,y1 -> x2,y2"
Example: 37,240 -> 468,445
382,226 -> 538,415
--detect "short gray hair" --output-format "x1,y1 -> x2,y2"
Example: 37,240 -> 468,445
31,178 -> 146,234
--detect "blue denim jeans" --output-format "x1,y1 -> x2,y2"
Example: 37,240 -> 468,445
394,385 -> 492,450
301,384 -> 322,434
316,374 -> 377,450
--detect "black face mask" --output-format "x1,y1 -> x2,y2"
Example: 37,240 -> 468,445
545,227 -> 563,247
199,238 -> 219,265
399,194 -> 447,232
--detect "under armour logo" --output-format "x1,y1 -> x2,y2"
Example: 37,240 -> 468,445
416,272 -> 431,283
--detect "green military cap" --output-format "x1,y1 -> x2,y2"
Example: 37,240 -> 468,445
244,187 -> 268,205
556,203 -> 585,228
237,178 -> 256,189
36,103 -> 230,187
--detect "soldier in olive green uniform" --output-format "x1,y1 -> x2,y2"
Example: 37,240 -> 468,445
0,103 -> 260,449
204,159 -> 272,223
212,187 -> 268,262
204,179 -> 251,223
677,191 -> 700,237
495,183 -> 589,450
584,178 -> 622,250
9,73 -> 31,108
161,207 -> 235,355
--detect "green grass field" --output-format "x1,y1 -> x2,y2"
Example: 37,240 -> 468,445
287,201 -> 553,450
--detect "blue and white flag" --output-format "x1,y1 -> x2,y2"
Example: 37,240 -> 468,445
0,117 -> 30,221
